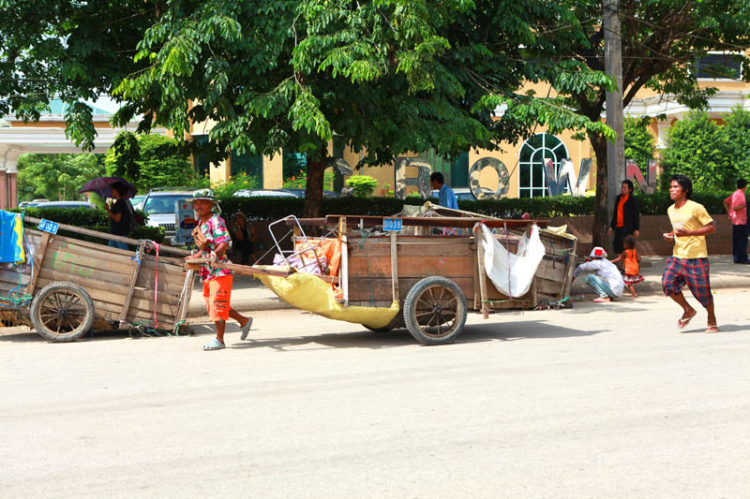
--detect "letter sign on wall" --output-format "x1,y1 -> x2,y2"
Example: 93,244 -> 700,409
394,158 -> 433,200
468,157 -> 510,200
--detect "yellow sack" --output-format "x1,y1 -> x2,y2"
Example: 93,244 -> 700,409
257,272 -> 400,329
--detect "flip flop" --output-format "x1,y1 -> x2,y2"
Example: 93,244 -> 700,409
240,317 -> 253,340
593,297 -> 611,303
705,325 -> 719,333
203,338 -> 225,351
677,312 -> 696,329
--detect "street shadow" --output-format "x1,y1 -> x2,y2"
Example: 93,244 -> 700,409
228,320 -> 603,351
681,323 -> 750,334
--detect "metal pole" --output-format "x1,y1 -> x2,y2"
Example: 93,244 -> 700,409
604,0 -> 625,242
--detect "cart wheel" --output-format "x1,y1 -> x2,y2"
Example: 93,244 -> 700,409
30,282 -> 95,343
403,276 -> 467,345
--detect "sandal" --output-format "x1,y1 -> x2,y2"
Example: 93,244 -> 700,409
677,311 -> 696,329
240,317 -> 253,340
705,325 -> 719,333
203,338 -> 225,350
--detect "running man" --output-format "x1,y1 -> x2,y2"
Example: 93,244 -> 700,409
662,174 -> 718,333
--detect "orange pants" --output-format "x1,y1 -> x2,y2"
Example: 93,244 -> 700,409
203,275 -> 233,321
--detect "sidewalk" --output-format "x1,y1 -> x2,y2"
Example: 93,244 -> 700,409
187,255 -> 750,317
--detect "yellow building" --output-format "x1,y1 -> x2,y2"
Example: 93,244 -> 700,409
191,52 -> 749,199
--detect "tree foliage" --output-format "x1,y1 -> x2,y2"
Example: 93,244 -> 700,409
722,105 -> 750,182
18,154 -> 105,201
661,111 -> 734,191
106,0 -> 614,217
104,132 -> 195,192
547,0 -> 750,245
0,0 -> 159,150
624,116 -> 655,176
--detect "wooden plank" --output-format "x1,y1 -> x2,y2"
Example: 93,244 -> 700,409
325,215 -> 549,229
535,277 -> 565,296
348,277 -> 474,303
535,259 -> 567,283
476,233 -> 490,319
119,242 -> 146,329
27,231 -> 50,294
174,269 -> 195,327
24,216 -> 191,257
562,239 -> 579,298
390,231 -> 399,303
348,239 -> 474,258
347,255 -> 474,279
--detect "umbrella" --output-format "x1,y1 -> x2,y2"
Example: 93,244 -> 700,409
78,177 -> 137,199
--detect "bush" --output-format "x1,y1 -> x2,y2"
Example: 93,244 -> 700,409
345,175 -> 378,197
217,191 -> 733,220
722,105 -> 750,183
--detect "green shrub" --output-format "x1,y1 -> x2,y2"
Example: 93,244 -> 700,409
345,175 -> 378,197
217,191 -> 733,220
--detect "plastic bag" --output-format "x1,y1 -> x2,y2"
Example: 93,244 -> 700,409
480,224 -> 545,298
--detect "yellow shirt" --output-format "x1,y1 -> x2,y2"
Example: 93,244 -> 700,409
667,200 -> 713,259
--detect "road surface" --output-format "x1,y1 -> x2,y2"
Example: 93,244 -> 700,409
1,290 -> 749,497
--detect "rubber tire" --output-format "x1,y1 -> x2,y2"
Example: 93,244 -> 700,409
30,281 -> 96,343
403,276 -> 467,345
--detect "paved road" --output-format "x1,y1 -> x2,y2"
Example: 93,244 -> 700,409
2,290 -> 750,497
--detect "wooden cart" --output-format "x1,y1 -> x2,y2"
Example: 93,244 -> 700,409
206,215 -> 577,345
0,217 -> 194,342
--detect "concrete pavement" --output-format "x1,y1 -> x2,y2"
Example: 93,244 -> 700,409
187,254 -> 750,317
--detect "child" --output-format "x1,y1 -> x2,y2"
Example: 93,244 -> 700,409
610,235 -> 644,297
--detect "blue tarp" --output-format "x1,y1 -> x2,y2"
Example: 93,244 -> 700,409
0,211 -> 25,263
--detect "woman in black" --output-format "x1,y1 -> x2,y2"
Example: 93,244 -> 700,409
104,182 -> 135,250
608,179 -> 640,254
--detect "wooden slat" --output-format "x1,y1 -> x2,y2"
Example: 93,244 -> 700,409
119,242 -> 146,329
348,277 -> 474,303
24,216 -> 190,257
347,255 -> 474,279
27,231 -> 50,294
348,239 -> 473,258
390,231 -> 399,303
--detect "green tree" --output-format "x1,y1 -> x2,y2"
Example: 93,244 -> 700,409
105,132 -> 195,192
109,0 -> 612,218
661,110 -> 733,191
624,116 -> 656,178
722,105 -> 750,182
0,0 -> 159,150
545,0 -> 750,246
18,154 -> 105,201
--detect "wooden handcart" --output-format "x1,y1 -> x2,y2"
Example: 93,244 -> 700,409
192,214 -> 577,345
0,217 -> 194,342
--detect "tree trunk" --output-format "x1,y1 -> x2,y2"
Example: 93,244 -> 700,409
590,131 -> 610,250
303,148 -> 327,220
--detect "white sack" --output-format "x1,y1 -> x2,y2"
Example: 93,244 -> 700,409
480,224 -> 546,298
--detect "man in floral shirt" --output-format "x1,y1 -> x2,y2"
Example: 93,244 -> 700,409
190,189 -> 252,350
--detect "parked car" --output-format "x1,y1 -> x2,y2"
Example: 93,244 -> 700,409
233,189 -> 297,198
139,188 -> 195,243
25,201 -> 97,209
282,188 -> 341,198
131,194 -> 146,210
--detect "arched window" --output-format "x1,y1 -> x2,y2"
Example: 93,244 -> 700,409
518,133 -> 569,198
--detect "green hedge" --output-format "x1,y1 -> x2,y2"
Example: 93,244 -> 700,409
14,207 -> 164,244
217,191 -> 735,220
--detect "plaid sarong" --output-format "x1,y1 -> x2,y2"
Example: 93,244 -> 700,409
662,257 -> 714,308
